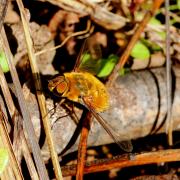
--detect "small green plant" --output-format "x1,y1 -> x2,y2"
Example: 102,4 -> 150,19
130,41 -> 150,60
97,54 -> 118,78
0,148 -> 9,175
81,53 -> 119,78
0,51 -> 9,73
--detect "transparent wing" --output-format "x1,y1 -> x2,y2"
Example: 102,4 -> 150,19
73,38 -> 102,74
73,39 -> 88,72
82,98 -> 133,152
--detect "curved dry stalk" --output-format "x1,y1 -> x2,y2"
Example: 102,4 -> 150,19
35,20 -> 94,56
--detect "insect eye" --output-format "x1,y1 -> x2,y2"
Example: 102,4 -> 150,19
56,81 -> 68,94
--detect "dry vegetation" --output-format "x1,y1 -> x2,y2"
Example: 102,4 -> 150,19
0,0 -> 180,179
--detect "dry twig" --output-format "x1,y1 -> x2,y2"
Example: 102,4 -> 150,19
0,25 -> 48,179
36,20 -> 93,56
76,112 -> 92,180
165,0 -> 173,146
107,0 -> 164,86
16,0 -> 63,179
0,66 -> 39,179
44,0 -> 127,30
62,149 -> 180,176
0,107 -> 23,179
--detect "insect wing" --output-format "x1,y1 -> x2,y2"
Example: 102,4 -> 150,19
73,39 -> 88,72
73,39 -> 102,75
82,98 -> 133,152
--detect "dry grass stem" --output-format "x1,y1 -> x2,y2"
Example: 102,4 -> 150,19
16,0 -> 62,179
0,25 -> 48,179
0,108 -> 23,179
21,132 -> 39,180
0,65 -> 39,179
165,0 -> 173,146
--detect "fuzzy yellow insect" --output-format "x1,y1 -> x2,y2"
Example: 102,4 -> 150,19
48,72 -> 109,113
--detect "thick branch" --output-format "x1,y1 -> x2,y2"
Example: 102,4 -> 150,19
39,67 -> 180,159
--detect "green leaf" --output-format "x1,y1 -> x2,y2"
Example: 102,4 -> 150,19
157,31 -> 166,40
130,41 -> 150,60
177,0 -> 180,10
150,43 -> 162,51
0,148 -> 9,175
149,17 -> 161,25
81,53 -> 91,64
97,54 -> 118,78
141,38 -> 162,51
80,53 -> 101,74
119,68 -> 130,76
149,17 -> 166,40
0,51 -> 9,73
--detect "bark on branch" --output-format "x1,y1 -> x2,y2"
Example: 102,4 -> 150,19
39,67 -> 180,159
